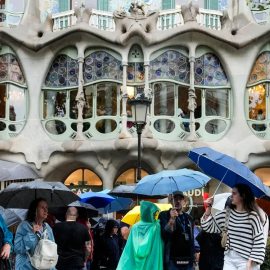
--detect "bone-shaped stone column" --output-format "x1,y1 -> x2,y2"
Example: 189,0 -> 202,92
186,54 -> 198,142
75,54 -> 86,140
119,62 -> 132,139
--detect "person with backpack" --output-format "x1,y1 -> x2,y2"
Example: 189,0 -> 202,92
14,198 -> 57,270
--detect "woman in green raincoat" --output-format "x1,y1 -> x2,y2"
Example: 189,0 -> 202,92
117,201 -> 164,270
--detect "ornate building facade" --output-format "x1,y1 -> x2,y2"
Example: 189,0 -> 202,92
0,0 -> 270,210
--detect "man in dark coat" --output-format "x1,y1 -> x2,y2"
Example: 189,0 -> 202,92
159,191 -> 196,270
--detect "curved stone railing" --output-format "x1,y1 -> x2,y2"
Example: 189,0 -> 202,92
52,8 -> 223,32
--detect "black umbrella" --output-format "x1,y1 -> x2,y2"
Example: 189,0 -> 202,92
0,160 -> 43,181
0,181 -> 80,209
49,201 -> 98,221
109,184 -> 167,199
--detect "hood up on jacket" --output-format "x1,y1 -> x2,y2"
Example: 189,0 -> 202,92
116,201 -> 163,270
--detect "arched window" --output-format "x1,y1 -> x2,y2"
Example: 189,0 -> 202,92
65,168 -> 103,193
115,168 -> 149,186
149,49 -> 231,141
42,48 -> 122,141
0,47 -> 27,140
246,50 -> 270,139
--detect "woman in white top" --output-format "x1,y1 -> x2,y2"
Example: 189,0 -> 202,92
202,183 -> 266,270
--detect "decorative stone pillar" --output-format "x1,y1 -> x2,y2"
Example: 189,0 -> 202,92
119,63 -> 132,139
142,63 -> 153,138
75,55 -> 86,140
186,55 -> 198,142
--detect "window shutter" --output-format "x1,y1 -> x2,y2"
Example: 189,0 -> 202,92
98,0 -> 109,11
162,0 -> 174,10
205,0 -> 219,10
59,0 -> 70,12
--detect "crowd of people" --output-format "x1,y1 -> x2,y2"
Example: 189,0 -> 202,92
0,183 -> 268,270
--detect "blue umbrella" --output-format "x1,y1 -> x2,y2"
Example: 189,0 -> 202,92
133,169 -> 211,196
188,147 -> 270,198
79,191 -> 115,208
100,197 -> 133,214
97,191 -> 133,214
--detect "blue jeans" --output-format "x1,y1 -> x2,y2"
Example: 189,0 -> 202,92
166,260 -> 194,270
84,260 -> 91,270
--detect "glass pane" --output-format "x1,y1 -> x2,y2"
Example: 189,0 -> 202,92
83,86 -> 94,119
154,119 -> 175,133
252,123 -> 267,132
154,82 -> 174,116
8,0 -> 24,12
70,90 -> 77,119
8,123 -> 22,132
9,85 -> 25,121
0,0 -> 5,9
0,13 -> 6,22
178,86 -> 201,119
8,15 -> 20,24
45,120 -> 66,135
205,89 -> 229,118
96,119 -> 117,133
71,122 -> 90,132
43,90 -> 66,119
248,84 -> 266,120
97,83 -> 117,116
205,119 -> 227,134
0,84 -> 6,119
0,121 -> 6,131
180,122 -> 200,132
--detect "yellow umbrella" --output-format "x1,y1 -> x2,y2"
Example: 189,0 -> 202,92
121,203 -> 172,226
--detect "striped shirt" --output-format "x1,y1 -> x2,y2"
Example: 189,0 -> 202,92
201,208 -> 266,264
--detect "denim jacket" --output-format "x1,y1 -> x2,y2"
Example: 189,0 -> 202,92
0,214 -> 13,250
159,209 -> 195,264
14,221 -> 56,270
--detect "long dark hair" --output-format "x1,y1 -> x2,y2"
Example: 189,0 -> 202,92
26,198 -> 47,222
230,184 -> 262,222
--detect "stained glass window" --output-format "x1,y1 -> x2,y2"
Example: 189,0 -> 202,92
84,51 -> 123,83
0,54 -> 25,85
45,55 -> 79,87
150,50 -> 190,84
248,52 -> 269,85
195,53 -> 229,86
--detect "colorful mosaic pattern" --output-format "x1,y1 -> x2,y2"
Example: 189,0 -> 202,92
0,54 -> 25,85
195,54 -> 229,86
127,63 -> 145,83
84,51 -> 123,83
248,52 -> 269,85
149,51 -> 190,84
45,55 -> 79,87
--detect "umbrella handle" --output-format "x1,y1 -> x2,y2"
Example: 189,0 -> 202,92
213,170 -> 229,197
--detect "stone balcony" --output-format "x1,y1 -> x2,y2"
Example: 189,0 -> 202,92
52,7 -> 223,32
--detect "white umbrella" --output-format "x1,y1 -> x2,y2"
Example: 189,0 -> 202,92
212,193 -> 231,211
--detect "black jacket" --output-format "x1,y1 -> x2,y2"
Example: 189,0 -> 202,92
196,230 -> 225,270
95,220 -> 120,269
159,209 -> 195,264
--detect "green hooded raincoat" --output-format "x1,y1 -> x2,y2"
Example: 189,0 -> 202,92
116,201 -> 164,270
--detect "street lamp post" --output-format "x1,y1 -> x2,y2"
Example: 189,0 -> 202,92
128,93 -> 152,182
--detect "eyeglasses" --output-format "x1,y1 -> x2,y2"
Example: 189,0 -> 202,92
174,197 -> 185,201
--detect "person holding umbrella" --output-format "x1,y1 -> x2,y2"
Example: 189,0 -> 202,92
159,191 -> 196,270
14,198 -> 56,270
202,184 -> 266,270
